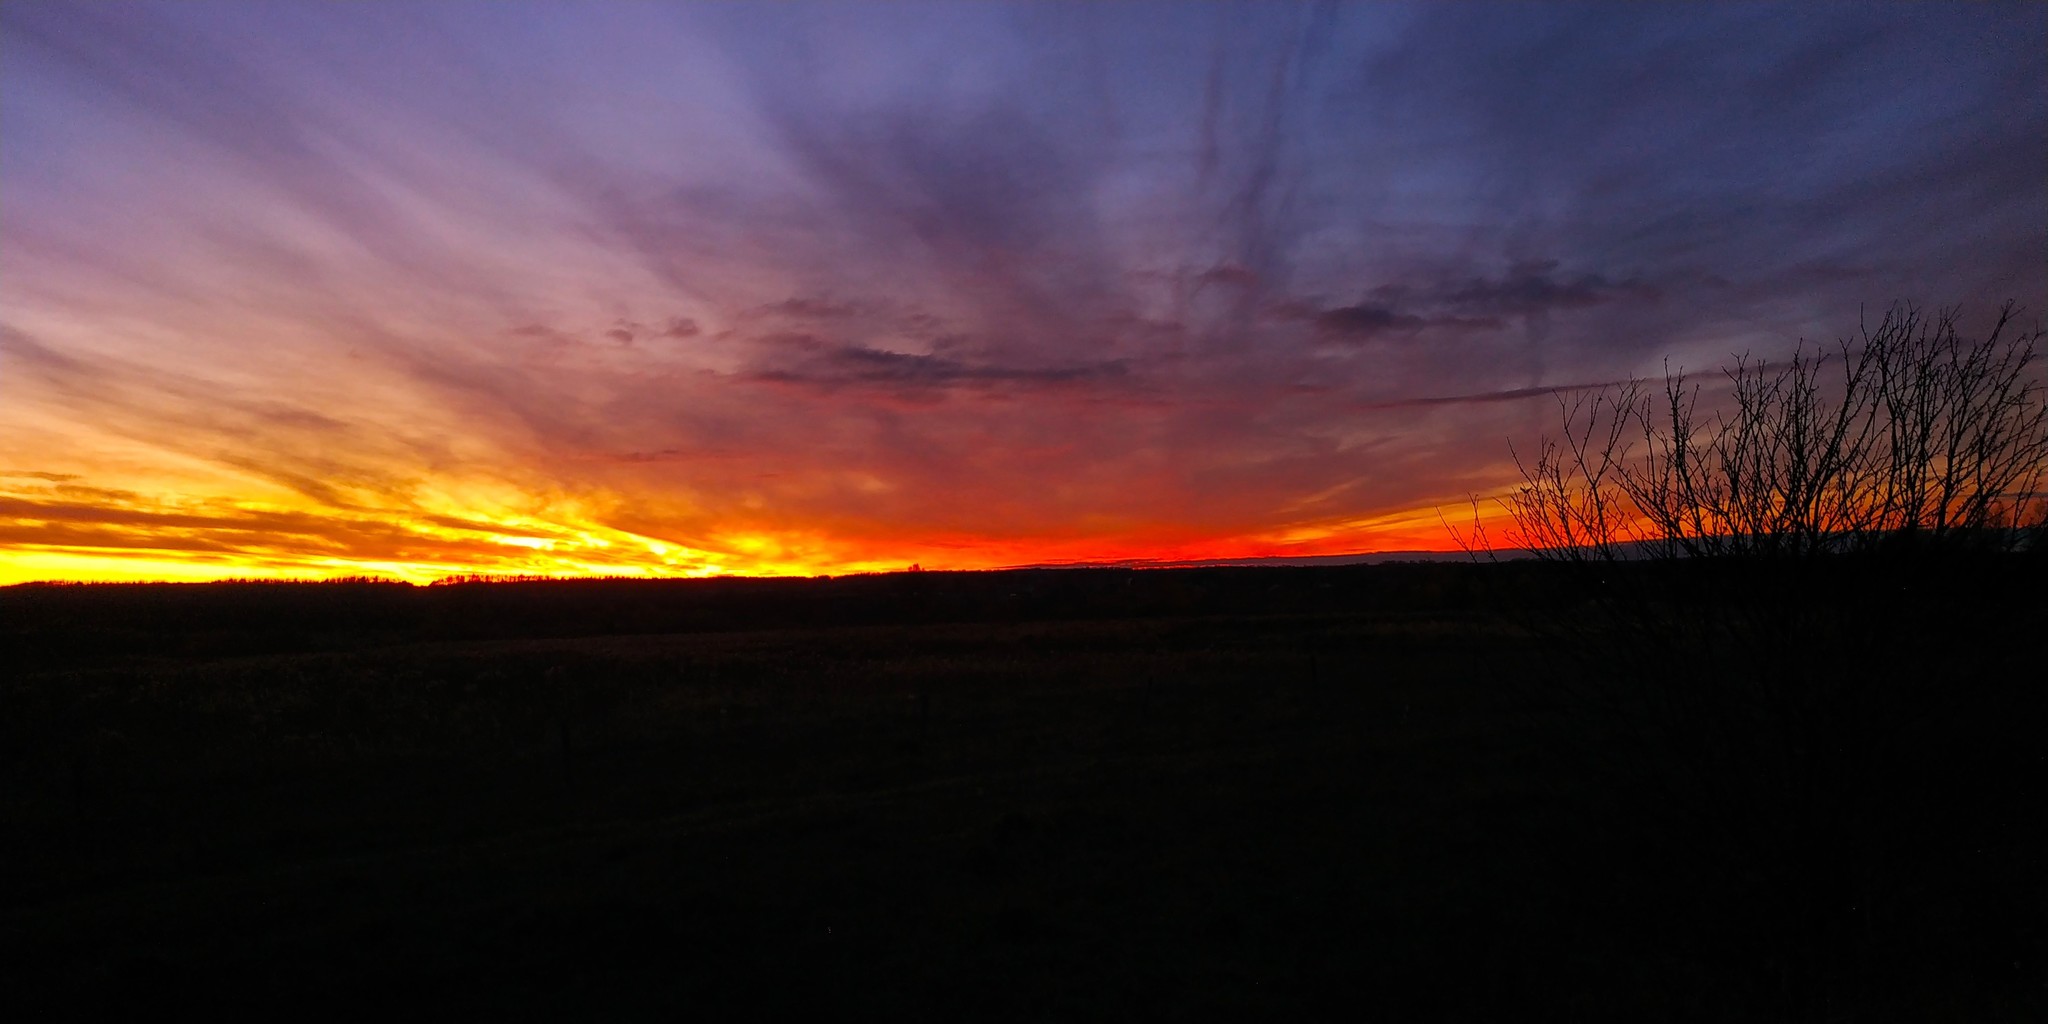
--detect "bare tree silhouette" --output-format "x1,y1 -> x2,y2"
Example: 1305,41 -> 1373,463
1454,302 -> 2048,1016
1493,301 -> 2046,563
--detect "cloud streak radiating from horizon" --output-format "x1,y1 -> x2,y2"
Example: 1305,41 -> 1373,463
3,2 -> 2044,580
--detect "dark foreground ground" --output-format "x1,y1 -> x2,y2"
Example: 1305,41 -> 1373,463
2,565 -> 2041,1020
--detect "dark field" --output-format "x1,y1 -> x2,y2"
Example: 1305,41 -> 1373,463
3,565 -> 2041,1020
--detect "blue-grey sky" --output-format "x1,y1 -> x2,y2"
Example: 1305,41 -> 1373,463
2,2 -> 2043,579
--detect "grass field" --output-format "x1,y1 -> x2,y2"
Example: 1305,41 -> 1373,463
3,567 -> 2040,1019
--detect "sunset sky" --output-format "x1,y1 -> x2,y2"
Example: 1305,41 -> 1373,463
3,2 -> 2044,582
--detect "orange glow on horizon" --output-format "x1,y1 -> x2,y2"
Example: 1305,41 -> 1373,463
0,481 -> 1514,585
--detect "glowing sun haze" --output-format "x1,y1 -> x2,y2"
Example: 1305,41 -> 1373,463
3,2 -> 2043,582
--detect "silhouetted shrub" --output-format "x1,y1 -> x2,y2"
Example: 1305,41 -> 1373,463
1461,302 -> 2048,1015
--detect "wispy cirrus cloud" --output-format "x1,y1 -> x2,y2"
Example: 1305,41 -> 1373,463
2,2 -> 2042,580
